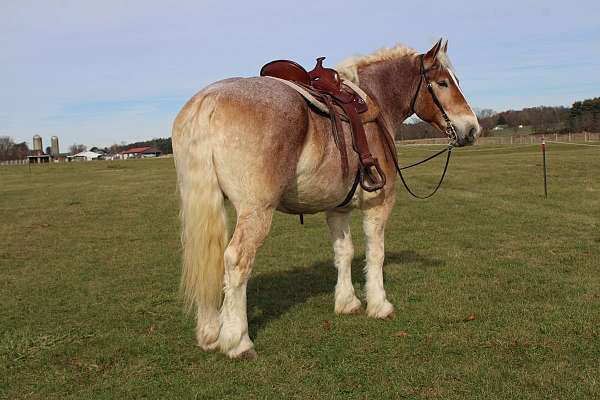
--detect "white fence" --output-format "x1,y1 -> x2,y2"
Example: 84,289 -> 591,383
0,159 -> 29,166
1,154 -> 173,166
399,132 -> 600,145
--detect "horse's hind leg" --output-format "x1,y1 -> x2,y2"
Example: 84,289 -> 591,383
326,211 -> 362,314
219,206 -> 273,358
362,197 -> 396,319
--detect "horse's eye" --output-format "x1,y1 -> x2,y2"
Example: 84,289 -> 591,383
437,80 -> 448,88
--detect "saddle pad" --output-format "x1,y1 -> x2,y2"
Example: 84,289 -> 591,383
266,76 -> 330,113
265,76 -> 374,119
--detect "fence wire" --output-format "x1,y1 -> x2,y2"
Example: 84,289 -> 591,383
547,140 -> 600,148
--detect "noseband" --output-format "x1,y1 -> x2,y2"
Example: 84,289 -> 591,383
409,54 -> 458,145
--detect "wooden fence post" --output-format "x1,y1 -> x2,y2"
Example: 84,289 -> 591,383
542,139 -> 547,199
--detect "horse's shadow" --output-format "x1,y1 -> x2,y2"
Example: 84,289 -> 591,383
247,250 -> 444,337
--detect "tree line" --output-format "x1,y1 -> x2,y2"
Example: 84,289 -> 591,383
569,97 -> 600,133
92,137 -> 173,155
116,137 -> 172,154
0,137 -> 29,161
0,136 -> 174,161
397,96 -> 600,139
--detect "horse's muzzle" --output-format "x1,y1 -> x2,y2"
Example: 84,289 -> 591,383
455,124 -> 479,147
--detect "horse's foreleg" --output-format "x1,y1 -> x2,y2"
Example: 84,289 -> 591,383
219,206 -> 273,359
362,198 -> 395,319
326,210 -> 362,314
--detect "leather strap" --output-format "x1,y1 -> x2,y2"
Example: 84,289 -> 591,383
323,94 -> 349,177
376,115 -> 453,199
338,102 -> 385,192
336,169 -> 361,208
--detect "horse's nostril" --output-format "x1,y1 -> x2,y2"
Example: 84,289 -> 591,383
468,127 -> 477,138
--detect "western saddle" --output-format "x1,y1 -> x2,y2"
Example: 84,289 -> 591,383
260,57 -> 386,193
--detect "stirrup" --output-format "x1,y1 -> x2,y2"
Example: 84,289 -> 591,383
359,159 -> 386,192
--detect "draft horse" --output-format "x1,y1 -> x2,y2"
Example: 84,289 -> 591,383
172,39 -> 480,358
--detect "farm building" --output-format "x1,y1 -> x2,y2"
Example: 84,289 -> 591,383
27,150 -> 51,164
68,151 -> 104,161
121,147 -> 162,159
28,135 -> 51,163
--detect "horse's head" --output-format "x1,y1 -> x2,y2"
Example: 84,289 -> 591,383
411,39 -> 480,146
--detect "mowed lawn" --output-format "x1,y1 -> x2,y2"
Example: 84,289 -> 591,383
1,143 -> 599,399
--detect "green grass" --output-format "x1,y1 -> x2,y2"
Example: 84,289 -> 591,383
1,144 -> 599,399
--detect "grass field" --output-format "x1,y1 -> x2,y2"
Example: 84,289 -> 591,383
1,143 -> 599,399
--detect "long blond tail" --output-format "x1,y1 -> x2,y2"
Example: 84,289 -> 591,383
173,96 -> 228,316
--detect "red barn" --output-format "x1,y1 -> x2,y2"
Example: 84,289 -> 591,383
121,146 -> 162,159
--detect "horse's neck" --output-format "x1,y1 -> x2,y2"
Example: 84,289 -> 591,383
357,56 -> 419,133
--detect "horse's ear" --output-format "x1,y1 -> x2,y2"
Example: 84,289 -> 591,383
442,39 -> 448,53
423,38 -> 443,68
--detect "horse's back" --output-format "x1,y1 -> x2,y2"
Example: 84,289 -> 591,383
174,77 -> 310,145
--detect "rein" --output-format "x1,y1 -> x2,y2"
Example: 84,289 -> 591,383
337,116 -> 452,207
338,53 -> 458,206
396,146 -> 452,199
377,116 -> 453,199
375,53 -> 459,200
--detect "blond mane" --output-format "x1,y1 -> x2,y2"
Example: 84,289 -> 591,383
336,44 -> 418,83
336,41 -> 454,83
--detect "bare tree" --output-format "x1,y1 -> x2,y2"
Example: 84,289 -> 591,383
0,136 -> 16,161
69,143 -> 87,154
475,108 -> 496,119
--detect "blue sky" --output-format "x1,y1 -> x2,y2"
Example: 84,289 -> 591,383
1,0 -> 599,148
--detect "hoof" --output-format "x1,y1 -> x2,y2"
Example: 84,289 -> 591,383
223,334 -> 255,359
384,311 -> 396,320
346,305 -> 364,315
197,327 -> 220,352
335,296 -> 363,315
367,300 -> 395,320
236,348 -> 258,360
198,341 -> 219,352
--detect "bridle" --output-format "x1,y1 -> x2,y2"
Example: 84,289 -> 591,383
376,53 -> 459,199
339,52 -> 462,206
409,54 -> 458,146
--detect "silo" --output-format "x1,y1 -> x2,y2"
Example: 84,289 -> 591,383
51,136 -> 59,156
33,135 -> 43,151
